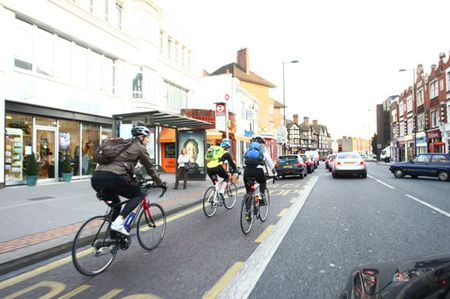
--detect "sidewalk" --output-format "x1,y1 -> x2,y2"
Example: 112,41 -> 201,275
0,173 -> 226,275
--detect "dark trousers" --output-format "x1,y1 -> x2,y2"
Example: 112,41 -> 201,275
207,165 -> 229,183
175,167 -> 188,189
91,171 -> 144,220
243,167 -> 266,194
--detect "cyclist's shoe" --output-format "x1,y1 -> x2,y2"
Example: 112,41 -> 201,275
110,218 -> 130,236
245,212 -> 252,222
260,195 -> 266,206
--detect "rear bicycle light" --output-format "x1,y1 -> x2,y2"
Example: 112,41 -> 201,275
360,161 -> 366,165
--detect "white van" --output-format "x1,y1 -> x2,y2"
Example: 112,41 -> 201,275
380,146 -> 391,162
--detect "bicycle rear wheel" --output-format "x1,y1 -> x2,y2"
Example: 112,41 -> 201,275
137,203 -> 167,250
258,188 -> 270,222
223,183 -> 237,210
203,186 -> 218,217
240,194 -> 254,235
72,215 -> 118,276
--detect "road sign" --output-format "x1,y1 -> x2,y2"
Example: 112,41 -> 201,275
224,94 -> 229,101
216,103 -> 226,115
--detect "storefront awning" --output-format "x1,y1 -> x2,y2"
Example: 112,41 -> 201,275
114,110 -> 212,128
159,128 -> 176,143
207,129 -> 223,141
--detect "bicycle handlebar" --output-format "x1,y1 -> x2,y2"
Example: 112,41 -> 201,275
140,180 -> 167,198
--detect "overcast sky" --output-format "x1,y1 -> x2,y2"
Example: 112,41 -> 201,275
159,0 -> 450,140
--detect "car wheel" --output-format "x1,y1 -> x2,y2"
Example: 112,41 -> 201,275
332,173 -> 337,178
438,171 -> 449,181
299,173 -> 304,179
393,168 -> 404,178
361,172 -> 367,178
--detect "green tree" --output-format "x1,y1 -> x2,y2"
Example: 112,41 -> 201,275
371,133 -> 378,154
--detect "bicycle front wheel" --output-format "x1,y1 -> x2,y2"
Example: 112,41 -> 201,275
137,203 -> 167,250
223,183 -> 237,210
258,188 -> 270,222
203,186 -> 218,217
72,215 -> 118,276
240,194 -> 254,235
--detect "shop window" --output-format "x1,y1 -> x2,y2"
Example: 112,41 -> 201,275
5,113 -> 33,185
101,125 -> 112,143
59,120 -> 80,176
164,143 -> 176,158
132,66 -> 143,98
81,123 -> 100,175
35,117 -> 57,127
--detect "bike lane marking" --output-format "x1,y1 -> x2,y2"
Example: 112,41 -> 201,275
0,204 -> 204,291
202,262 -> 244,299
405,194 -> 450,218
367,174 -> 395,189
277,208 -> 288,218
217,176 -> 318,299
255,225 -> 274,243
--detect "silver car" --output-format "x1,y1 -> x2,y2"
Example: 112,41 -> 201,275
332,152 -> 367,178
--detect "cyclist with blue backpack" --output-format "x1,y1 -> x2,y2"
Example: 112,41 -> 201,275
206,139 -> 238,197
243,136 -> 277,204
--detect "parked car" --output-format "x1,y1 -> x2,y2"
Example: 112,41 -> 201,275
389,153 -> 450,181
299,154 -> 314,173
361,154 -> 377,162
325,153 -> 337,169
332,152 -> 367,178
275,155 -> 308,179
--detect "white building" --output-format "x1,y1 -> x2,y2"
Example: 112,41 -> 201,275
198,73 -> 259,167
0,0 -> 201,187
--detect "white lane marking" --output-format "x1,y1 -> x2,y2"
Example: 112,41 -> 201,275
368,175 -> 395,189
405,194 -> 450,218
217,176 -> 319,299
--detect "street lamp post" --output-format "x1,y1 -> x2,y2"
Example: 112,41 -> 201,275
368,109 -> 372,154
282,60 -> 299,154
399,68 -> 416,156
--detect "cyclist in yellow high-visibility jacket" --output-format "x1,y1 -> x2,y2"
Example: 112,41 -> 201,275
206,139 -> 238,197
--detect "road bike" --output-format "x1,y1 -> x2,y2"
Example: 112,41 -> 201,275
240,176 -> 276,235
72,178 -> 167,276
202,172 -> 239,217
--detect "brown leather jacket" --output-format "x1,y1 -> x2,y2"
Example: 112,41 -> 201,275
95,139 -> 163,185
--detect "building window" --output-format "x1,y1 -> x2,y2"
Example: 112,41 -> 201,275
132,66 -> 143,98
114,1 -> 122,29
159,31 -> 164,54
430,80 -> 438,99
407,118 -> 413,135
447,71 -> 450,92
417,113 -> 424,131
54,38 -> 72,82
167,36 -> 172,59
88,51 -> 102,91
407,96 -> 412,112
72,45 -> 88,87
431,109 -> 438,127
14,19 -> 33,71
417,88 -> 424,106
165,82 -> 188,112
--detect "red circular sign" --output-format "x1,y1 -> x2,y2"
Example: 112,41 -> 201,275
216,104 -> 225,113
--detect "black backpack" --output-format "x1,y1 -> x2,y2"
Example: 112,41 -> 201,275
93,137 -> 133,165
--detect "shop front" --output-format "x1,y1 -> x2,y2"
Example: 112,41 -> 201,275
427,129 -> 444,153
404,134 -> 414,159
4,101 -> 112,186
397,137 -> 406,162
415,132 -> 427,155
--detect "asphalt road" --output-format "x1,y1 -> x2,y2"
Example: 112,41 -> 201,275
1,164 -> 449,298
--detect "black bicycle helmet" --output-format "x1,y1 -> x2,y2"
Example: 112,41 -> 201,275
251,136 -> 266,144
131,126 -> 150,137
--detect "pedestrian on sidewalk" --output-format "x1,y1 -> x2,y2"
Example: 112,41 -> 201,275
175,148 -> 189,189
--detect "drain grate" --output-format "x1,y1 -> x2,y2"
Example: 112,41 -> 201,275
27,196 -> 55,201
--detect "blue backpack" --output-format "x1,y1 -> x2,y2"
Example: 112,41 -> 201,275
244,142 -> 265,166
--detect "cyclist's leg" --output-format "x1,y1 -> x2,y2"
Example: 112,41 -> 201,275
216,166 -> 228,193
256,168 -> 266,195
113,175 -> 143,217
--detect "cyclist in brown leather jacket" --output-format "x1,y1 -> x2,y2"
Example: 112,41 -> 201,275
91,126 -> 167,236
